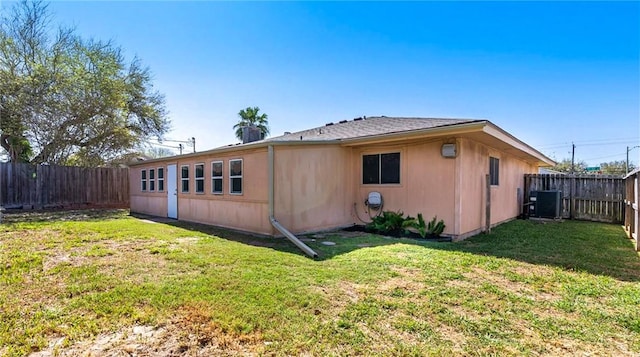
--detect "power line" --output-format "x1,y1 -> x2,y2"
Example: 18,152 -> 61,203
154,137 -> 196,153
148,142 -> 181,150
537,138 -> 639,149
581,153 -> 628,161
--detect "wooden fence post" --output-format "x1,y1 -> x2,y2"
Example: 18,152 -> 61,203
35,164 -> 42,209
569,175 -> 575,220
634,174 -> 639,251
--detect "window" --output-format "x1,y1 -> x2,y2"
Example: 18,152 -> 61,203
211,161 -> 223,194
195,163 -> 205,193
157,167 -> 164,192
149,169 -> 155,191
490,157 -> 500,186
229,159 -> 243,194
141,169 -> 147,191
181,165 -> 189,193
362,152 -> 400,184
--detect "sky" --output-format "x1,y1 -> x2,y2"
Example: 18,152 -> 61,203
5,1 -> 639,167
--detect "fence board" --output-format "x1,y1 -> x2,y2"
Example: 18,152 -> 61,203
524,174 -> 625,223
624,170 -> 639,250
0,163 -> 129,209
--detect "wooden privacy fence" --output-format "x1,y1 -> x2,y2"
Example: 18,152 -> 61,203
524,174 -> 625,223
624,169 -> 639,250
0,163 -> 129,209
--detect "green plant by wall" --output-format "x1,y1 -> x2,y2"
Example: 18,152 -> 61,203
425,215 -> 445,236
402,213 -> 446,238
367,211 -> 407,235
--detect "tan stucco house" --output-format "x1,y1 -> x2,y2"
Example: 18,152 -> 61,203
129,116 -> 554,253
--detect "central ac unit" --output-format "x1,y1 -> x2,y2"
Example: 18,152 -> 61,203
529,190 -> 562,219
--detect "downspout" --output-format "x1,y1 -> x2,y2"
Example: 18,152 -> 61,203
268,145 -> 318,259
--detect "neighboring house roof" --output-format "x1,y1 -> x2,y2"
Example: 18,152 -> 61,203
267,116 -> 480,142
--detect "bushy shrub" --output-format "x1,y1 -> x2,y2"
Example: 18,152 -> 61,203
367,211 -> 446,238
402,213 -> 446,238
367,211 -> 407,235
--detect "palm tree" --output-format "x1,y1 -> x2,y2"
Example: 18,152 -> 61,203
233,107 -> 270,141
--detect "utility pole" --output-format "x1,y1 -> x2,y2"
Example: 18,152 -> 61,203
571,142 -> 576,174
628,146 -> 640,174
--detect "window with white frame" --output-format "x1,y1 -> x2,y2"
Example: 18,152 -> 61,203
149,169 -> 155,191
195,163 -> 205,193
362,152 -> 400,184
181,165 -> 189,193
141,169 -> 147,191
211,161 -> 223,194
489,157 -> 500,186
229,159 -> 243,194
157,167 -> 164,192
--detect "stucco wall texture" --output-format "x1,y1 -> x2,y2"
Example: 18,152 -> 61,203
130,137 -> 538,239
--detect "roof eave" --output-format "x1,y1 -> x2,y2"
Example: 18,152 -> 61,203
482,123 -> 556,167
127,139 -> 344,166
129,120 -> 555,168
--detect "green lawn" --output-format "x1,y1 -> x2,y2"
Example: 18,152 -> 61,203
1,210 -> 639,356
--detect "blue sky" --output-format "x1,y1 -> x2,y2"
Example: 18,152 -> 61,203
23,1 -> 640,166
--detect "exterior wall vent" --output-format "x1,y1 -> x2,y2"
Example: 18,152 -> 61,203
441,143 -> 457,158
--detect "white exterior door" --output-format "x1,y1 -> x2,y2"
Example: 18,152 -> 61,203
167,164 -> 178,219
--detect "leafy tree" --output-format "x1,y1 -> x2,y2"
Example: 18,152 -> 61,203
552,158 -> 587,174
552,158 -> 634,176
144,146 -> 177,159
0,0 -> 169,166
600,160 -> 634,176
233,106 -> 269,141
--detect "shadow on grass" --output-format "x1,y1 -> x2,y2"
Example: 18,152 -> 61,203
1,208 -> 129,223
137,215 -> 640,282
131,213 -> 449,260
442,219 -> 640,282
130,213 -> 310,256
10,210 -> 637,282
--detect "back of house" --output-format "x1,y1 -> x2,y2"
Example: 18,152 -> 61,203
129,116 -> 554,241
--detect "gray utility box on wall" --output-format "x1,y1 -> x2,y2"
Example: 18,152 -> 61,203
529,190 -> 562,219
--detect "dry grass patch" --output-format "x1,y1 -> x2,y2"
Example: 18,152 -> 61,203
30,305 -> 264,357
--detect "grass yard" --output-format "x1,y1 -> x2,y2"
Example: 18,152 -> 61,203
1,210 -> 640,356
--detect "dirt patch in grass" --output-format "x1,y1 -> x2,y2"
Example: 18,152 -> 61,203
433,323 -> 467,354
30,304 -> 263,357
41,239 -> 175,284
175,236 -> 201,244
377,267 -> 427,300
459,267 -> 562,303
43,253 -> 88,272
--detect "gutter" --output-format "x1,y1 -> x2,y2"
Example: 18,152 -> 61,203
268,145 -> 318,259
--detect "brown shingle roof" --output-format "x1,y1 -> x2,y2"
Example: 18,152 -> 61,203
266,116 -> 482,142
